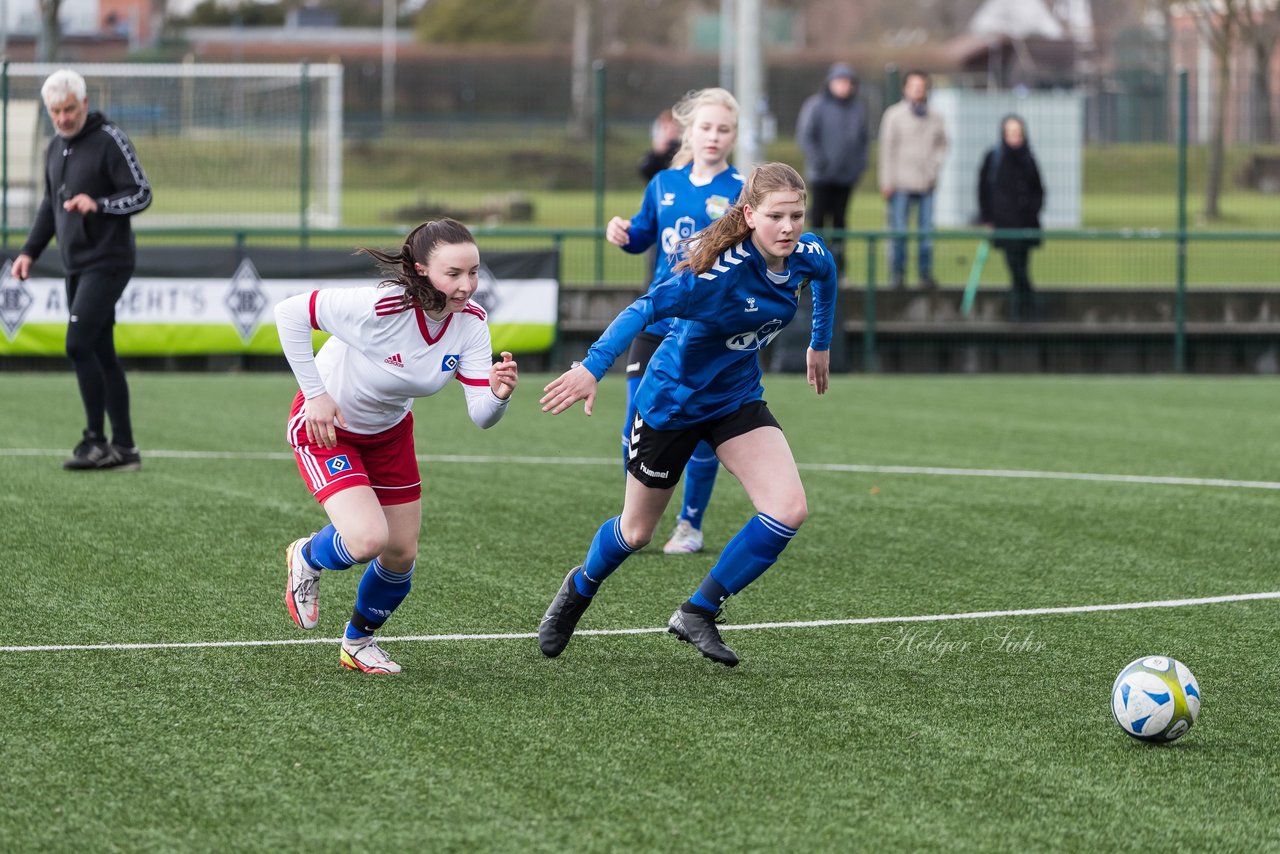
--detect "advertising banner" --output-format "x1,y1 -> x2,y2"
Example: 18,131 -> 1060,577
0,246 -> 559,356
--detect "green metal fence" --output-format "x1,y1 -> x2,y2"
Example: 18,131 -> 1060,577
2,63 -> 1276,373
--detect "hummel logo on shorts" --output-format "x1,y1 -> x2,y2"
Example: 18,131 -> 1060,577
384,353 -> 404,368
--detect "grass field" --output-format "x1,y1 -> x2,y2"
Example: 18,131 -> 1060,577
2,372 -> 1279,851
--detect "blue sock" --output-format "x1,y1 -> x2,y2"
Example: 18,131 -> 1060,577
678,442 -> 719,530
621,376 -> 641,471
302,524 -> 356,571
346,559 -> 414,639
573,516 -> 638,597
688,514 -> 798,611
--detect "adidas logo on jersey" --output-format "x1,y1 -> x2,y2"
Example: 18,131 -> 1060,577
384,353 -> 404,368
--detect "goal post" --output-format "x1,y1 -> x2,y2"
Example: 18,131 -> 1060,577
1,61 -> 343,234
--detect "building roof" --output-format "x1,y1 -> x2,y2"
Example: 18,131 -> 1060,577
969,0 -> 1065,40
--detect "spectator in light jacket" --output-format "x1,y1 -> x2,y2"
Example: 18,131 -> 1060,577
878,70 -> 948,289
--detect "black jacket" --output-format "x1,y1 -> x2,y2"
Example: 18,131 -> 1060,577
20,110 -> 152,273
796,88 -> 869,186
978,142 -> 1043,250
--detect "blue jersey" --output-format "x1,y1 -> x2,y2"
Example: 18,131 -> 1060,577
582,232 -> 838,430
623,163 -> 744,338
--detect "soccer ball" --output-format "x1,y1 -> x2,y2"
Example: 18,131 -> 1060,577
1111,656 -> 1201,743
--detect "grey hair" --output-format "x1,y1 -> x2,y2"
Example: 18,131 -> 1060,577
41,70 -> 87,105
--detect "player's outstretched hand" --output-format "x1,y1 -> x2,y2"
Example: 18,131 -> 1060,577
806,347 -> 830,396
540,364 -> 598,416
490,351 -> 519,400
302,392 -> 348,449
605,217 -> 632,247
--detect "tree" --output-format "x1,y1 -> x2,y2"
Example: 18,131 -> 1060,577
37,0 -> 61,61
1178,0 -> 1246,220
1239,1 -> 1279,142
416,0 -> 539,43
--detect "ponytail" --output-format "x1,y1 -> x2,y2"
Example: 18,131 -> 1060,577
357,218 -> 476,313
676,162 -> 806,275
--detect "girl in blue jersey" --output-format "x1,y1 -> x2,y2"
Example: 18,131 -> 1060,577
606,87 -> 744,556
538,163 -> 837,667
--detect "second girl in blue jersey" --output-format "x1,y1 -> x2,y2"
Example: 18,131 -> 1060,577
605,87 -> 744,555
539,162 -> 838,667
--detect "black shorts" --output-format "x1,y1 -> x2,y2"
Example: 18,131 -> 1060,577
626,400 -> 781,489
624,332 -> 664,379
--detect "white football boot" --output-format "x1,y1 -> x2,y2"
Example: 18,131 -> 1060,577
340,627 -> 402,674
662,519 -> 704,554
284,535 -> 322,630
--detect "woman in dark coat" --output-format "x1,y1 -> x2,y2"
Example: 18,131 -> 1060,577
978,114 -> 1044,320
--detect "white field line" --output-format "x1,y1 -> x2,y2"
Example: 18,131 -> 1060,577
5,448 -> 1280,490
3,591 -> 1276,654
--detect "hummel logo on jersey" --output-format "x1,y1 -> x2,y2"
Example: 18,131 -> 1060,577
661,192 -> 676,206
326,455 -> 352,475
639,462 -> 670,479
794,240 -> 825,255
744,297 -> 759,313
384,353 -> 404,368
441,354 -> 461,372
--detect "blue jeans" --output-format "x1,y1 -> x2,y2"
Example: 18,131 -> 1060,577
887,191 -> 935,280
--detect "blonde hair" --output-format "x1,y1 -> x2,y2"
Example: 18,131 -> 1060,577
677,162 -> 806,275
669,87 -> 740,169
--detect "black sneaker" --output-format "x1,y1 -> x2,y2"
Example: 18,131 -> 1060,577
105,444 -> 142,471
667,604 -> 739,667
538,567 -> 592,658
63,433 -> 111,470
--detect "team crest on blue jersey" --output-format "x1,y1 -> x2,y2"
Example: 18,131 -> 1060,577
326,455 -> 352,476
441,354 -> 461,372
706,195 -> 730,220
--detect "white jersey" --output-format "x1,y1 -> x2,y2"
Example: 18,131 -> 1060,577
275,285 -> 509,435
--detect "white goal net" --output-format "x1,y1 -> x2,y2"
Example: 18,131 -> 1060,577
2,62 -> 343,232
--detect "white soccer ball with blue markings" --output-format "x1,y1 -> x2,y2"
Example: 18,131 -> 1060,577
1111,656 -> 1201,742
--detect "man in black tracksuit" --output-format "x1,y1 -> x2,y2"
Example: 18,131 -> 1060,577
13,69 -> 152,470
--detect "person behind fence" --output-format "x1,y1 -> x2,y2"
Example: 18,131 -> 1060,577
978,114 -> 1045,322
538,162 -> 837,668
878,69 -> 948,290
637,108 -> 682,183
796,62 -> 869,279
11,69 -> 152,471
605,87 -> 744,556
274,219 -> 519,675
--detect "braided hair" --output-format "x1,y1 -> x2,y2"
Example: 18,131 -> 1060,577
357,218 -> 476,313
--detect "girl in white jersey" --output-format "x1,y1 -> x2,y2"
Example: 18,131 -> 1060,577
275,219 -> 519,674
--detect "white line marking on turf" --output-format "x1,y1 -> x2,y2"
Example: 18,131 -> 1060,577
5,448 -> 1280,490
3,591 -> 1276,654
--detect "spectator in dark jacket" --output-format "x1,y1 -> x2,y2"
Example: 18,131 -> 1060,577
638,108 -> 681,183
978,114 -> 1044,321
12,69 -> 152,469
796,63 -> 869,278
